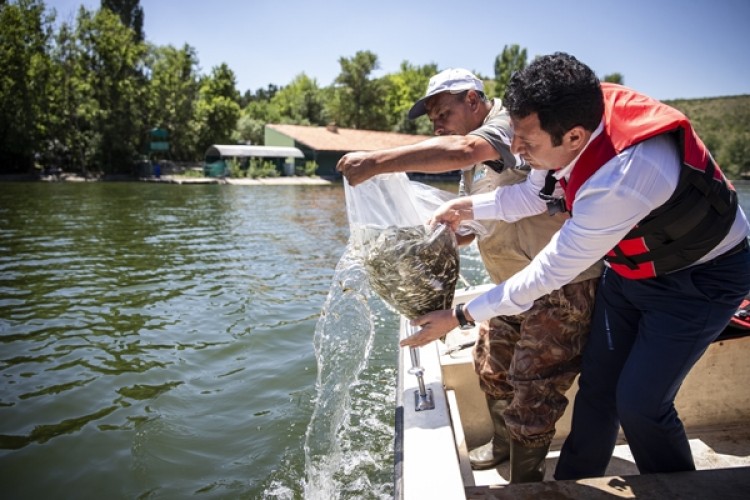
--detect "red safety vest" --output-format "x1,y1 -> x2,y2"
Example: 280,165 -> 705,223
564,83 -> 737,279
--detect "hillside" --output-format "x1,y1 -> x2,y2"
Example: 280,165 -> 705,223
664,95 -> 750,179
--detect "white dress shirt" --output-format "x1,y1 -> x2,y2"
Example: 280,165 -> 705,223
466,123 -> 750,322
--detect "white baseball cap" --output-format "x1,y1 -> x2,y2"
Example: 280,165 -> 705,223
408,68 -> 484,119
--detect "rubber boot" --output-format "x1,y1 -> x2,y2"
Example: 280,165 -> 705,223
469,398 -> 511,470
509,440 -> 549,483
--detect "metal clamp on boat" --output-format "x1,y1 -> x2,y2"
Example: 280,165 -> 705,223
404,322 -> 435,411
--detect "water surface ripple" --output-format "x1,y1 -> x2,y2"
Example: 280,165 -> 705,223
0,182 -> 374,499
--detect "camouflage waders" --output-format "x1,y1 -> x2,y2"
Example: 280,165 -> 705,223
473,277 -> 598,447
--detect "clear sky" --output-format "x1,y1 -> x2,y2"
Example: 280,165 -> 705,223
47,0 -> 750,100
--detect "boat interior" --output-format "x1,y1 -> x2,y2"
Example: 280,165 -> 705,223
395,284 -> 750,499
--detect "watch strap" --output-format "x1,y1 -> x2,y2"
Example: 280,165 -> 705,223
455,303 -> 475,328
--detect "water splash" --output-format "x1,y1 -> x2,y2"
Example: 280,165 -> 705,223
302,244 -> 379,499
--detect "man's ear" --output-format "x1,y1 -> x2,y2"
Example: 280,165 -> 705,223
565,125 -> 588,151
467,90 -> 480,112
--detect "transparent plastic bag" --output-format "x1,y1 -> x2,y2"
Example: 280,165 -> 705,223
344,173 -> 468,319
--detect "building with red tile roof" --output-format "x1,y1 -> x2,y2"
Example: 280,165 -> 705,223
265,123 -> 433,177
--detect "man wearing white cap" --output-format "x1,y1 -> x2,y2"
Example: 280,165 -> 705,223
337,68 -> 601,483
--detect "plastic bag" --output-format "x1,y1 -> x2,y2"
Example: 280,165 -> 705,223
344,173 -> 464,319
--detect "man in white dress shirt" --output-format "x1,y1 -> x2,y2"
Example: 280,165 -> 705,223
401,52 -> 750,479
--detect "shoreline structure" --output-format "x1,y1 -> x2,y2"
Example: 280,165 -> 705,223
0,174 -> 337,185
1,172 -> 460,185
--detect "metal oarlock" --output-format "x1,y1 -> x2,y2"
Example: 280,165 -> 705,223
405,322 -> 434,411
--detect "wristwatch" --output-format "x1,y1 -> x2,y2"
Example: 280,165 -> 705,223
454,303 -> 475,330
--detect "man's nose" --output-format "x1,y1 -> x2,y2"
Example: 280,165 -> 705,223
510,135 -> 522,155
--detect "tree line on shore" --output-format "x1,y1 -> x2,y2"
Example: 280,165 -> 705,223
2,0 -> 747,179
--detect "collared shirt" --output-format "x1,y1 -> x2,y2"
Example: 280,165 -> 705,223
458,98 -> 520,197
466,122 -> 750,321
450,100 -> 602,286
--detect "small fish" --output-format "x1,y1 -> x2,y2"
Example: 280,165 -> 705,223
361,225 -> 459,320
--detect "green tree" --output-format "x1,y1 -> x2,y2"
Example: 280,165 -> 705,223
382,61 -> 438,134
494,44 -> 527,100
240,83 -> 280,107
236,83 -> 281,145
270,73 -> 324,125
194,63 -> 241,155
329,50 -> 387,130
146,43 -> 200,161
0,0 -> 55,173
46,18 -> 98,174
233,99 -> 282,146
101,0 -> 143,42
603,72 -> 624,84
75,6 -> 148,174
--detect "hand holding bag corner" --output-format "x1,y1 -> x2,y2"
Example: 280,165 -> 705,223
344,173 -> 461,319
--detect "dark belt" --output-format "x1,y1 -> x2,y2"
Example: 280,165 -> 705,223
716,238 -> 749,261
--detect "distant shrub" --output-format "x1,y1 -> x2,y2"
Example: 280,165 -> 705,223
666,95 -> 750,179
297,160 -> 318,177
247,159 -> 279,178
225,158 -> 280,178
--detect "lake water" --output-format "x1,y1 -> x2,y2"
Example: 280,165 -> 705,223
2,180 -> 748,499
0,180 -> 490,500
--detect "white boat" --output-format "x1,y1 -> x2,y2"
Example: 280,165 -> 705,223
395,284 -> 750,499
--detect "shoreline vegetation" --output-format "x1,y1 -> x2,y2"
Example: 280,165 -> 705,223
0,169 -> 461,185
0,173 -> 337,185
3,0 -> 747,182
2,171 -> 747,185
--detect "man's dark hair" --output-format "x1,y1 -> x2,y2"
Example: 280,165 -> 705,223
504,52 -> 604,146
